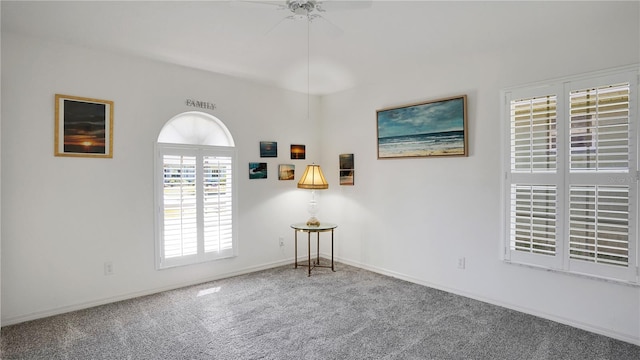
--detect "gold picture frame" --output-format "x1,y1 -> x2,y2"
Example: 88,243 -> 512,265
55,94 -> 114,158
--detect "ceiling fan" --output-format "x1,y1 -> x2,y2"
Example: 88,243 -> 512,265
286,0 -> 326,21
283,0 -> 371,20
234,0 -> 372,33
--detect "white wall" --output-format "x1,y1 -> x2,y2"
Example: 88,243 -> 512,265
1,33 -> 321,325
319,2 -> 640,345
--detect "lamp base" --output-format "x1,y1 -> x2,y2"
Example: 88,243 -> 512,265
306,217 -> 320,227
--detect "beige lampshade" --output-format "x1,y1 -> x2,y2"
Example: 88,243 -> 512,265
297,164 -> 328,190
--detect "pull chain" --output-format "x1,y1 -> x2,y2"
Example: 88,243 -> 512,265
307,15 -> 310,121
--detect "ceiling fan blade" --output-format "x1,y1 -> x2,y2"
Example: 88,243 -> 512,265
316,0 -> 372,12
263,14 -> 341,38
264,15 -> 295,35
229,0 -> 285,10
312,14 -> 343,37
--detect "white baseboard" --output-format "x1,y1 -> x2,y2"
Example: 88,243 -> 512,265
332,255 -> 640,346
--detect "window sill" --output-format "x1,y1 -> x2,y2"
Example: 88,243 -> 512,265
503,259 -> 639,287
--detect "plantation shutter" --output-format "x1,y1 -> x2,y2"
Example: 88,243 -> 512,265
203,155 -> 234,255
157,144 -> 236,268
510,95 -> 558,173
163,154 -> 198,259
504,69 -> 638,283
569,185 -> 629,267
510,184 -> 557,256
566,77 -> 636,281
506,86 -> 564,269
569,83 -> 630,171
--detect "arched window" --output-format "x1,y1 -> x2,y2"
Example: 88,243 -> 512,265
155,112 -> 237,269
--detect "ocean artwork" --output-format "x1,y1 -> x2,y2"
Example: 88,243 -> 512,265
249,162 -> 267,179
377,95 -> 467,158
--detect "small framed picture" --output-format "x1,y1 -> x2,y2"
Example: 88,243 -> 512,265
260,141 -> 278,157
55,94 -> 114,158
278,164 -> 295,180
339,154 -> 355,186
290,144 -> 306,159
249,162 -> 267,179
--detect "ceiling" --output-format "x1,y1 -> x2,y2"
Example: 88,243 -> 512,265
0,1 -> 624,95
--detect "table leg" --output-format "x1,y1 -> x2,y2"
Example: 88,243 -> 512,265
294,230 -> 298,269
331,229 -> 335,272
307,231 -> 311,277
316,232 -> 320,265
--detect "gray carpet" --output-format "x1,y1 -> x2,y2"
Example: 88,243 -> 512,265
1,262 -> 639,359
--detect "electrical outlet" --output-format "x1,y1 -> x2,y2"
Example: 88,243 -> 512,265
279,237 -> 285,247
104,261 -> 114,275
457,257 -> 466,270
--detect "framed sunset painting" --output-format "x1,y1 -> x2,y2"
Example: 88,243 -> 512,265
376,95 -> 467,159
290,144 -> 306,159
260,141 -> 277,158
55,94 -> 113,158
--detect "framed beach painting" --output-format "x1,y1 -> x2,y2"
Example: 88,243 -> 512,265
376,95 -> 467,159
55,94 -> 114,158
278,164 -> 295,180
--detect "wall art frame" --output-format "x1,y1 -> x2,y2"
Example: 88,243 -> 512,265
339,153 -> 354,186
290,144 -> 306,159
249,162 -> 268,179
376,95 -> 468,159
260,141 -> 278,157
55,94 -> 114,158
278,164 -> 295,180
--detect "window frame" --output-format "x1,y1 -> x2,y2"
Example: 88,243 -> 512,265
501,66 -> 639,284
155,142 -> 238,269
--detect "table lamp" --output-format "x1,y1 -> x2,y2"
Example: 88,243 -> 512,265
297,164 -> 328,226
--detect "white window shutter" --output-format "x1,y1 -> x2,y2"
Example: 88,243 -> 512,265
503,68 -> 638,283
569,185 -> 630,267
162,154 -> 198,259
156,144 -> 236,269
510,95 -> 558,173
510,184 -> 557,256
203,155 -> 234,256
565,75 -> 637,281
569,83 -> 630,172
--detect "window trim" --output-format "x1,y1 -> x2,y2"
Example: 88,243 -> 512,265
501,65 -> 639,285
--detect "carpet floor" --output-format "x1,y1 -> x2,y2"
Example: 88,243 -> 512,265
1,262 -> 639,359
